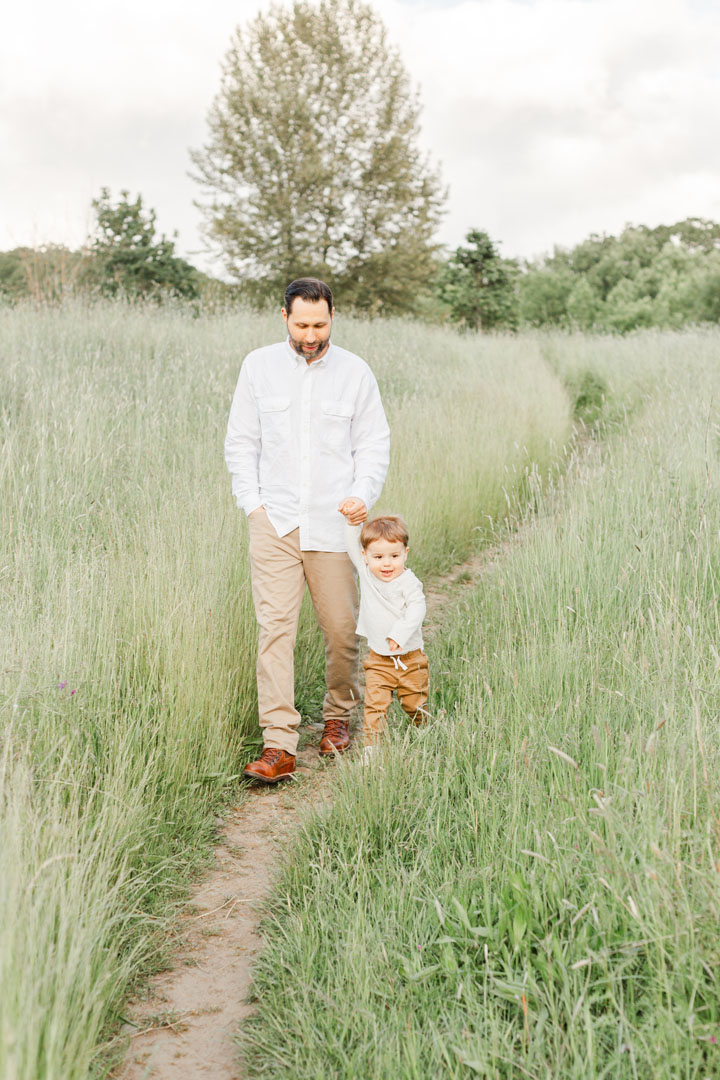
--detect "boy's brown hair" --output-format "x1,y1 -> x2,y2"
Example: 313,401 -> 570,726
361,514 -> 409,549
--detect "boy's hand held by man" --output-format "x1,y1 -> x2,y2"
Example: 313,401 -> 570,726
338,497 -> 367,524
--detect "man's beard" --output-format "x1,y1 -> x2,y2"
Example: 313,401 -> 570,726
289,335 -> 330,361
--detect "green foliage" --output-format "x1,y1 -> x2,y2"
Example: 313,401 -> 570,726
437,229 -> 518,331
0,249 -> 27,298
191,0 -> 445,314
89,188 -> 200,300
0,246 -> 88,303
567,369 -> 608,426
517,265 -> 574,327
698,266 -> 720,322
518,218 -> 720,331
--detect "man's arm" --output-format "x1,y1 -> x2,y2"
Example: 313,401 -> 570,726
349,368 -> 390,512
224,361 -> 263,515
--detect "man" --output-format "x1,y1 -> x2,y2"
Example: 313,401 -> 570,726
225,277 -> 390,783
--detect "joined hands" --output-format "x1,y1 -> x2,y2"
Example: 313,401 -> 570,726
338,497 -> 367,525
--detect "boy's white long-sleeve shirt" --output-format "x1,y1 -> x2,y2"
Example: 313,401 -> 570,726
345,523 -> 426,655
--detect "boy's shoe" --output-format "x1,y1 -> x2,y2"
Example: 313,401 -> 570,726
319,717 -> 350,756
243,748 -> 296,784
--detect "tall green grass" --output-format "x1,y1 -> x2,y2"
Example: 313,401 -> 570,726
0,302 -> 569,1077
242,330 -> 720,1078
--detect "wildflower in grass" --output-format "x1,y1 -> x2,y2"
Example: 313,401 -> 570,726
58,681 -> 67,689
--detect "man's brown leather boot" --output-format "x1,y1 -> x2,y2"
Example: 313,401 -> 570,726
319,717 -> 350,756
243,747 -> 296,784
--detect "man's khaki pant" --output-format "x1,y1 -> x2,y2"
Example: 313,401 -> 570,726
248,509 -> 360,755
362,648 -> 430,747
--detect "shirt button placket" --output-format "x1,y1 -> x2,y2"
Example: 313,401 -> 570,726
300,365 -> 312,547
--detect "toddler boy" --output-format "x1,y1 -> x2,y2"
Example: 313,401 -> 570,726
339,502 -> 429,754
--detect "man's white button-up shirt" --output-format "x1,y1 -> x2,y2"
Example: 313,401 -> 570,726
225,339 -> 390,552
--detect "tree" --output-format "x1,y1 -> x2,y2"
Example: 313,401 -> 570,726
0,250 -> 29,299
190,0 -> 445,313
516,218 -> 720,332
89,189 -> 199,299
517,264 -> 574,328
0,246 -> 86,303
437,229 -> 518,331
566,277 -> 602,330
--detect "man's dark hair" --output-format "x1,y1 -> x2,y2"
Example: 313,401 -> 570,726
283,277 -> 333,315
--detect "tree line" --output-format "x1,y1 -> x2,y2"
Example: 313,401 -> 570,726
4,208 -> 719,335
0,190 -> 202,304
438,219 -> 720,332
2,0 -> 718,332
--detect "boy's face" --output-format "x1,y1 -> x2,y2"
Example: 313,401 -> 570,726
363,538 -> 408,582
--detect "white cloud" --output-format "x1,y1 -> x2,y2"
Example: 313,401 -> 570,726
378,0 -> 720,255
2,0 -> 720,268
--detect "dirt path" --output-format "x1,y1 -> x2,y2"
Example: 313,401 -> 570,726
113,738 -> 332,1080
113,522 -> 536,1080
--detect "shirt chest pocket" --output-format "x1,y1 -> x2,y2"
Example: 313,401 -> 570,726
258,395 -> 291,444
321,398 -> 353,448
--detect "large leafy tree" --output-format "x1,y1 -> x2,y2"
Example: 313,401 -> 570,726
89,189 -> 199,299
438,229 -> 518,331
191,0 -> 445,313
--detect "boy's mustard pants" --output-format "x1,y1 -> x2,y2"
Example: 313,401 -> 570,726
362,648 -> 429,746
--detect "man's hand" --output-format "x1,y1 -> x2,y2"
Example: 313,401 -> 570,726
387,638 -> 401,653
338,497 -> 367,525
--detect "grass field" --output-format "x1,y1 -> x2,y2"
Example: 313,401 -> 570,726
0,301 -> 571,1078
242,328 -> 720,1077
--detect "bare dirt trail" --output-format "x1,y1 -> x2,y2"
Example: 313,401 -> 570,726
113,739 -> 332,1080
113,524 -> 534,1080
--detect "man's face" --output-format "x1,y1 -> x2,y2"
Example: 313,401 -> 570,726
282,297 -> 334,363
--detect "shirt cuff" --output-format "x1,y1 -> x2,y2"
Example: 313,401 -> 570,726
238,494 -> 263,516
349,483 -> 371,511
387,620 -> 409,651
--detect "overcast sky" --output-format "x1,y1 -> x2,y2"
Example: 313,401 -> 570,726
3,0 -> 720,272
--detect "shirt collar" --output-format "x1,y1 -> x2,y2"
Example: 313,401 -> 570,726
285,337 -> 332,369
